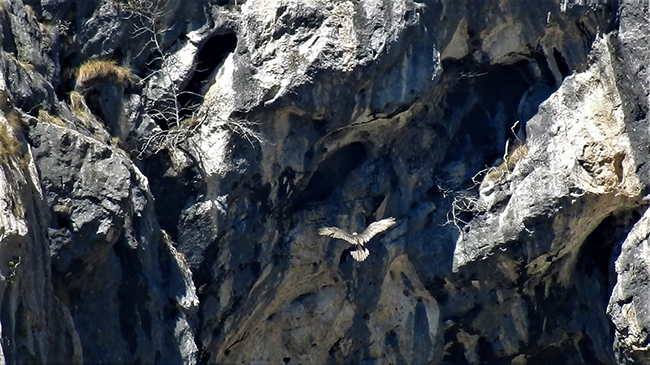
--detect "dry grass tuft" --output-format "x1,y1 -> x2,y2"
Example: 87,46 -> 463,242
0,92 -> 28,129
0,92 -> 28,168
110,136 -> 128,150
68,90 -> 95,126
18,152 -> 31,171
12,199 -> 24,217
69,90 -> 86,111
0,123 -> 21,163
5,109 -> 28,129
504,143 -> 529,169
76,59 -> 138,90
485,143 -> 529,181
181,117 -> 196,128
38,109 -> 67,127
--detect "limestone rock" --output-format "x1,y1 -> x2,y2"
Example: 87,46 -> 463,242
0,106 -> 81,363
2,0 -> 650,363
27,123 -> 199,364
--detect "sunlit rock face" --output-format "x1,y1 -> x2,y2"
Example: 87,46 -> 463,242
2,0 -> 650,363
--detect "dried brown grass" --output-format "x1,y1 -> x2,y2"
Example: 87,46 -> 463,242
485,143 -> 529,181
38,109 -> 67,127
0,123 -> 21,164
76,59 -> 138,89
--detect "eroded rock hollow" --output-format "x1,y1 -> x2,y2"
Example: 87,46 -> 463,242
1,0 -> 649,363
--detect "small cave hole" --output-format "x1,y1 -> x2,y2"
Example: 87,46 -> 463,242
56,214 -> 71,229
283,357 -> 291,363
292,142 -> 367,210
477,337 -> 496,362
578,213 -> 635,281
250,261 -> 261,277
140,150 -> 199,241
177,33 -> 238,119
339,250 -> 350,264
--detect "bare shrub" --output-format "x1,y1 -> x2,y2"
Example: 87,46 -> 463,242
110,0 -> 264,158
138,99 -> 266,158
438,181 -> 487,234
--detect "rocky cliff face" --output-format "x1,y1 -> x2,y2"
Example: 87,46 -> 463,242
1,0 -> 649,363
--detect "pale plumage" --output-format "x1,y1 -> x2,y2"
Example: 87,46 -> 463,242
318,217 -> 396,261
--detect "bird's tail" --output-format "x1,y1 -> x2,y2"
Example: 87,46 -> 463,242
350,247 -> 370,261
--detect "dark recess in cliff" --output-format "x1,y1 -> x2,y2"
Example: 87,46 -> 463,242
177,33 -> 238,120
292,142 -> 367,211
141,149 -> 202,242
439,58 -> 541,182
520,209 -> 644,364
1,10 -> 16,54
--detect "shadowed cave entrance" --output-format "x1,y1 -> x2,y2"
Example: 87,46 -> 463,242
520,209 -> 643,364
438,55 -> 555,186
142,34 -> 237,239
177,33 -> 238,120
292,142 -> 367,211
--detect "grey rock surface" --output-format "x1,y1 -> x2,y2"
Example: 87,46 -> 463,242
28,123 -> 199,364
0,0 -> 649,364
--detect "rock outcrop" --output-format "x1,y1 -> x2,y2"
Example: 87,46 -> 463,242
1,0 -> 650,364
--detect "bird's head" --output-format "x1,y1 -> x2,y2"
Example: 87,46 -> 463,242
352,232 -> 358,236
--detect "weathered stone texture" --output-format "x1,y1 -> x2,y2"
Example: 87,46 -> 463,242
1,0 -> 650,364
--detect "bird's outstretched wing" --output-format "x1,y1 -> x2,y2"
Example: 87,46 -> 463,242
358,217 -> 396,244
318,226 -> 356,244
350,247 -> 370,261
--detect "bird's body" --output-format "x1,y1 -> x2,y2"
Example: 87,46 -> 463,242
318,217 -> 396,261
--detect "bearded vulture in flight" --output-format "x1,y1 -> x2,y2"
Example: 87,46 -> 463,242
318,217 -> 396,261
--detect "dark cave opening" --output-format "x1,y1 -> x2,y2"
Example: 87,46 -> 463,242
577,210 -> 643,305
578,336 -> 605,365
524,209 -> 644,364
440,58 -> 539,184
113,236 -> 150,356
55,213 -> 71,230
177,33 -> 238,120
2,15 -> 16,55
476,337 -> 496,363
292,142 -> 367,211
84,90 -> 104,121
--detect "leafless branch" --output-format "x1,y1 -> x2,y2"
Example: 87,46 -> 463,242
114,0 -> 266,159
